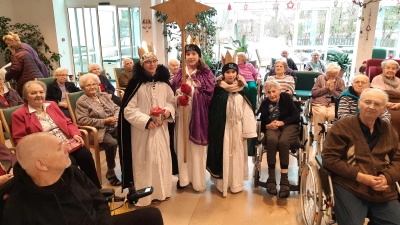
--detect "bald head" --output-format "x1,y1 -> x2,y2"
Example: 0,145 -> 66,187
16,133 -> 62,170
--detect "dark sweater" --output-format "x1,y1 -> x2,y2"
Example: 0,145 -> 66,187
322,115 -> 400,202
46,80 -> 81,103
259,92 -> 300,133
2,164 -> 112,225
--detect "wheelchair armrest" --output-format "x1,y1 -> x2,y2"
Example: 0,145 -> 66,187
318,122 -> 327,133
301,115 -> 308,125
325,95 -> 336,103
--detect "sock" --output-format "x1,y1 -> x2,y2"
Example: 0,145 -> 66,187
268,168 -> 276,181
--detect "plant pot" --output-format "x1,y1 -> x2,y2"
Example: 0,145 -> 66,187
338,70 -> 345,78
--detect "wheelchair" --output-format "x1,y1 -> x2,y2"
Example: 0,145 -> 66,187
253,100 -> 312,193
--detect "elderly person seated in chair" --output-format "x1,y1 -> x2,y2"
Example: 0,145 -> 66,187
371,59 -> 400,138
2,132 -> 164,225
259,81 -> 300,198
119,58 -> 133,88
11,81 -> 101,188
311,62 -> 345,138
305,51 -> 326,74
338,75 -> 391,122
322,88 -> 400,225
75,73 -> 121,186
46,67 -> 80,119
237,52 -> 261,111
0,68 -> 23,109
266,59 -> 296,96
267,58 -> 297,84
88,62 -> 122,106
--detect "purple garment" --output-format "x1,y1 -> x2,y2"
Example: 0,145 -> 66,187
172,67 -> 215,145
22,43 -> 49,77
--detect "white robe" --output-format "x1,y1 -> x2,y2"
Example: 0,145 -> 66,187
175,74 -> 208,191
210,92 -> 257,197
124,81 -> 175,206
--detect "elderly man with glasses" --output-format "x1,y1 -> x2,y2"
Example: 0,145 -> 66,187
322,88 -> 400,225
337,75 -> 391,122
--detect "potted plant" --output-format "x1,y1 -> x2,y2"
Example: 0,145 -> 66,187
327,52 -> 352,78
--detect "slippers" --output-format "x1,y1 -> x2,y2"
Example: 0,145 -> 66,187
266,178 -> 277,195
279,180 -> 290,198
106,174 -> 122,186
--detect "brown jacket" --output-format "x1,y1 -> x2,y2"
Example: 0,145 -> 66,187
322,115 -> 400,202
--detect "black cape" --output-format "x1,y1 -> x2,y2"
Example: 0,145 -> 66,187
206,85 -> 252,179
117,62 -> 178,189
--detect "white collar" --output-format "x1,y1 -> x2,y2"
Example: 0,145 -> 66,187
28,102 -> 50,113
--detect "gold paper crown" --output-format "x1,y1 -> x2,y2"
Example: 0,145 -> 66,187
138,41 -> 155,59
185,35 -> 200,46
221,51 -> 237,66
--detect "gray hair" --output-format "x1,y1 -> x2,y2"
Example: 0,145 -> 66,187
311,51 -> 320,56
351,74 -> 370,83
360,88 -> 389,106
326,62 -> 341,74
88,63 -> 101,73
53,67 -> 68,78
237,52 -> 247,60
264,80 -> 281,93
123,58 -> 133,65
381,59 -> 400,71
275,59 -> 288,71
79,73 -> 100,89
22,81 -> 47,100
168,58 -> 179,66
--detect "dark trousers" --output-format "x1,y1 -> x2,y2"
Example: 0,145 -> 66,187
60,106 -> 72,119
69,146 -> 101,188
265,124 -> 299,168
99,131 -> 118,170
334,183 -> 400,225
112,207 -> 163,225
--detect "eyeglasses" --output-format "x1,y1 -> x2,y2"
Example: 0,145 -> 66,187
85,83 -> 98,88
144,60 -> 158,65
353,81 -> 369,85
57,74 -> 68,77
360,99 -> 384,108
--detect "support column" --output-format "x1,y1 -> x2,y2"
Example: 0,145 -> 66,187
351,1 -> 380,78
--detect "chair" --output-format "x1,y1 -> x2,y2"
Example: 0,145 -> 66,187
66,91 -> 102,183
0,105 -> 23,147
366,58 -> 400,82
36,77 -> 55,86
372,48 -> 387,59
294,71 -> 321,100
113,68 -> 126,98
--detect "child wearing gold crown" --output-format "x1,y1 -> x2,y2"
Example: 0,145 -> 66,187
206,60 -> 257,197
171,42 -> 215,192
118,45 -> 175,206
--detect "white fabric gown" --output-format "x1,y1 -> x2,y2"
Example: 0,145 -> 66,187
124,81 -> 175,206
175,75 -> 207,192
210,92 -> 257,197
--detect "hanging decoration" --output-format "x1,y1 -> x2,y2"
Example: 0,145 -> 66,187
287,0 -> 295,9
228,3 -> 232,10
333,0 -> 339,7
244,3 -> 248,11
365,8 -> 372,40
297,2 -> 301,9
142,13 -> 152,32
273,0 -> 279,11
352,0 -> 381,8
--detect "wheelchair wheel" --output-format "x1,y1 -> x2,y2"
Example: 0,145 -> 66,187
300,161 -> 322,225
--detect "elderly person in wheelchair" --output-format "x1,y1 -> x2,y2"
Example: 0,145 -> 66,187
322,88 -> 400,225
338,75 -> 391,122
2,132 -> 164,225
311,62 -> 345,140
259,81 -> 300,198
266,59 -> 296,96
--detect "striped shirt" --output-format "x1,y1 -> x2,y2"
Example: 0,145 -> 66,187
267,75 -> 295,96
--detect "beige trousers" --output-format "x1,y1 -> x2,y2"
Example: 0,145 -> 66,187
312,104 -> 335,137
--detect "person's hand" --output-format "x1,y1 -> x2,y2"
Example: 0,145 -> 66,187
180,83 -> 192,96
163,109 -> 170,119
178,95 -> 189,106
356,173 -> 385,189
372,174 -> 389,191
386,102 -> 400,110
266,122 -> 278,130
73,135 -> 84,145
105,117 -> 117,126
108,94 -> 112,99
58,102 -> 68,108
0,174 -> 13,186
274,121 -> 284,127
147,121 -> 156,129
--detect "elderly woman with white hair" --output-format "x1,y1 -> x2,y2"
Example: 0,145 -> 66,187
88,63 -> 121,106
305,51 -> 326,73
75,73 -> 121,186
0,68 -> 23,109
237,52 -> 260,111
311,62 -> 345,137
266,59 -> 296,96
46,67 -> 80,118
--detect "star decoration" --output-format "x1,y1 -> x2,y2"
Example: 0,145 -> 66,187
287,0 -> 295,9
151,0 -> 212,30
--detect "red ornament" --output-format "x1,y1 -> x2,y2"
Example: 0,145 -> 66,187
287,0 -> 294,9
389,54 -> 394,59
228,4 -> 232,10
244,3 -> 248,10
